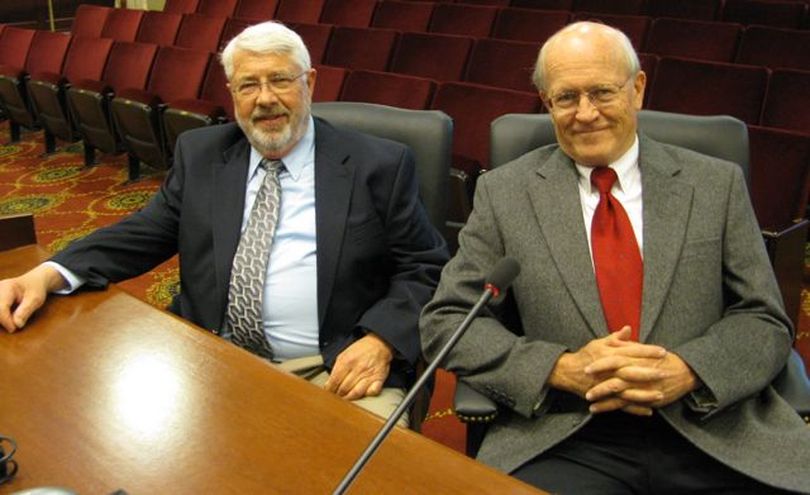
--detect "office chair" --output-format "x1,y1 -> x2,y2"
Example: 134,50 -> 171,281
311,102 -> 453,431
454,110 -> 810,455
311,101 -> 452,234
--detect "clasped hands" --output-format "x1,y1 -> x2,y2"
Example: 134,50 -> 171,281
324,332 -> 394,401
551,327 -> 698,416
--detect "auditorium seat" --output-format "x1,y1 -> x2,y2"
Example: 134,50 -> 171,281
339,69 -> 436,109
275,0 -> 327,24
323,26 -> 398,71
175,14 -> 227,52
736,26 -> 810,71
722,0 -> 807,29
163,61 -> 231,155
431,81 -> 541,250
0,30 -> 70,143
430,81 -> 540,175
70,4 -> 112,38
220,18 -> 254,49
647,57 -> 769,125
389,32 -> 475,81
572,12 -> 650,49
163,0 -> 200,14
312,64 -> 349,102
99,7 -> 144,42
371,1 -> 435,32
748,124 -> 810,327
27,37 -> 114,153
428,3 -> 500,37
464,38 -> 540,93
644,0 -> 722,20
67,41 -> 159,167
644,18 -> 742,62
760,69 -> 810,134
748,125 -> 810,232
573,0 -> 645,15
233,0 -> 279,20
638,52 -> 658,106
511,0 -> 574,10
0,27 -> 35,77
319,0 -> 378,27
491,8 -> 570,43
460,0 -> 511,6
111,46 -> 211,178
136,11 -> 182,46
196,0 -> 239,18
287,23 -> 332,64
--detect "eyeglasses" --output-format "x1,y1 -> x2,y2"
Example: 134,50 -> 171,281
543,76 -> 634,113
232,71 -> 308,98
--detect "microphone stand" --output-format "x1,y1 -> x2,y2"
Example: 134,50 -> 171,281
332,288 -> 497,495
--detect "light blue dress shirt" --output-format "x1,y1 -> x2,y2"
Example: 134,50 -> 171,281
48,117 -> 321,360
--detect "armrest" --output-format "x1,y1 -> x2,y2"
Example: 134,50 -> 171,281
762,218 -> 809,327
0,213 -> 36,250
454,380 -> 498,424
772,349 -> 810,424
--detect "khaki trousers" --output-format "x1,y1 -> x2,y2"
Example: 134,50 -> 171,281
275,355 -> 408,428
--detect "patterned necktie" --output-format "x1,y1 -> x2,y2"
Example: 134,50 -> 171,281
590,166 -> 643,340
226,159 -> 283,359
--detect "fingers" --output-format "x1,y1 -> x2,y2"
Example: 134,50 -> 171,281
620,404 -> 654,416
0,280 -> 24,333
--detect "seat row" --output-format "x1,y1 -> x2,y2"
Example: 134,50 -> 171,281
0,32 -> 806,240
157,0 -> 810,31
1,21 -> 809,175
41,3 -> 810,72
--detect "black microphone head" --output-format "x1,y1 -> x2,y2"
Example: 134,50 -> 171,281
486,257 -> 521,294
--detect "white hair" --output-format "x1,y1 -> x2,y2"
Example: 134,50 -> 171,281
220,21 -> 311,80
533,21 -> 640,91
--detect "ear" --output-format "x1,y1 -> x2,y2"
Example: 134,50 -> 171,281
538,91 -> 552,112
306,68 -> 317,97
632,70 -> 647,110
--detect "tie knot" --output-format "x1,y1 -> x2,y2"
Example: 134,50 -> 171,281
260,159 -> 283,174
591,166 -> 617,194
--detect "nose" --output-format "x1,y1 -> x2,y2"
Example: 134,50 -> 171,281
573,93 -> 599,122
255,83 -> 280,104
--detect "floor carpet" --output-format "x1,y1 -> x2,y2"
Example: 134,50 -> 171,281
1,123 -> 806,457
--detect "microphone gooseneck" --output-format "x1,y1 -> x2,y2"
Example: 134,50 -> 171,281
332,257 -> 521,494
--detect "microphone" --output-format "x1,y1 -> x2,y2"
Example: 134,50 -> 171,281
333,257 -> 521,494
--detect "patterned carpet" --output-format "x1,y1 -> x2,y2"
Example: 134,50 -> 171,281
0,122 -> 806,455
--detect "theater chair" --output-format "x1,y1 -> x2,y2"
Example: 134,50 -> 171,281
162,62 -> 231,155
110,46 -> 211,179
453,110 -> 810,455
27,37 -> 114,153
67,41 -> 159,168
311,101 -> 452,429
0,30 -> 70,143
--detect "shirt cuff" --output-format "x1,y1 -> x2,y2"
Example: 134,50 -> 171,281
42,261 -> 85,294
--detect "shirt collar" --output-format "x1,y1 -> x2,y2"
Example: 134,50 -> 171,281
248,115 -> 315,181
574,134 -> 640,193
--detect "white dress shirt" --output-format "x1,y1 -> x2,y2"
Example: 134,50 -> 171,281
574,134 -> 644,267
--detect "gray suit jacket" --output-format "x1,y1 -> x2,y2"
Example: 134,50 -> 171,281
420,135 -> 810,493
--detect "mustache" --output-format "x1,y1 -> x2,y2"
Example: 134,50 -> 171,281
251,105 -> 289,121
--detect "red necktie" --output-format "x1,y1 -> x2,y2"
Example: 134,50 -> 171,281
590,167 -> 643,340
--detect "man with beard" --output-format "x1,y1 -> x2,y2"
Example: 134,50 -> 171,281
0,21 -> 449,424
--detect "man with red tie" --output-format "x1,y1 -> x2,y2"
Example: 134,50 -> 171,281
421,21 -> 810,494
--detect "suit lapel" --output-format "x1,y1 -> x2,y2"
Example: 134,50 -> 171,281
637,135 -> 694,342
212,136 -> 251,312
313,119 -> 355,326
528,149 -> 608,338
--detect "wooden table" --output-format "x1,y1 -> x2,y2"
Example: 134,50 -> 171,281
0,245 -> 543,494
